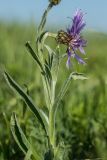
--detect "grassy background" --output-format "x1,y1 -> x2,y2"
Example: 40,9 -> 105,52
0,22 -> 107,160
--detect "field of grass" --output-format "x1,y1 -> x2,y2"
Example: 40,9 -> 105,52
0,22 -> 107,160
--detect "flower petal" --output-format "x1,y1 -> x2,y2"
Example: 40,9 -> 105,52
66,48 -> 72,68
74,53 -> 86,64
66,56 -> 71,69
68,9 -> 86,36
79,46 -> 85,54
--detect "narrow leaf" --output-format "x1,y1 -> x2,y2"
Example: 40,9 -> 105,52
44,45 -> 60,106
45,44 -> 55,57
70,72 -> 88,80
51,49 -> 60,82
4,71 -> 48,135
25,42 -> 44,72
55,72 -> 87,113
10,113 -> 29,154
45,63 -> 52,83
24,149 -> 32,160
11,113 -> 41,160
44,45 -> 60,82
40,109 -> 49,125
49,72 -> 87,144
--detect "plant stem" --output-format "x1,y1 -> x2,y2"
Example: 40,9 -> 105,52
37,3 -> 53,37
49,104 -> 56,149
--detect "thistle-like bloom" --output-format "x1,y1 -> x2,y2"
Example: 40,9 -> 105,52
57,9 -> 87,68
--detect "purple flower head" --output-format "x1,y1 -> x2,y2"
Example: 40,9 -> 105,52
67,9 -> 86,36
57,9 -> 87,68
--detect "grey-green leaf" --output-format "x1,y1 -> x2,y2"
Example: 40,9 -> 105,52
54,72 -> 88,117
70,72 -> 88,80
44,45 -> 60,82
24,149 -> 32,160
10,113 -> 29,154
11,113 -> 41,160
56,72 -> 87,105
4,71 -> 48,135
25,42 -> 44,72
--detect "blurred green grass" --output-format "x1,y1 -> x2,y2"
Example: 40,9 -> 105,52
0,22 -> 107,160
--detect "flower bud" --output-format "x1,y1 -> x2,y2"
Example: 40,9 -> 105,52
49,0 -> 61,5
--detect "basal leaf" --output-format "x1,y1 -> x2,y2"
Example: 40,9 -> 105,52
11,113 -> 41,160
10,113 -> 29,154
4,71 -> 48,135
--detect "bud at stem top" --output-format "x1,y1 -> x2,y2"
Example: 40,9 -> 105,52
49,0 -> 61,5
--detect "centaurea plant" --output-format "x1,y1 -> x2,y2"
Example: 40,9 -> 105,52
4,0 -> 87,159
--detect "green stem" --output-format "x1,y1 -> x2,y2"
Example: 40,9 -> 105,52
37,3 -> 53,37
49,106 -> 56,149
51,80 -> 56,107
36,2 -> 58,157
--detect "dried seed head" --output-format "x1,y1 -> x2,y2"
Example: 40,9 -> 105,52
56,30 -> 73,45
49,0 -> 61,5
